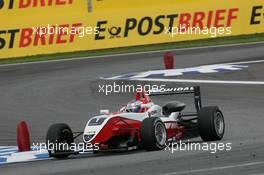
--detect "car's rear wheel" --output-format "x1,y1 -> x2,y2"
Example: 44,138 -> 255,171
141,117 -> 167,151
198,106 -> 225,141
46,123 -> 74,159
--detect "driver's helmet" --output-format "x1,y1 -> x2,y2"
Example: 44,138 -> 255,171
126,100 -> 142,113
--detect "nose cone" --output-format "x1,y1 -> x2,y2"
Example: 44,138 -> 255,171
83,133 -> 95,142
83,115 -> 109,143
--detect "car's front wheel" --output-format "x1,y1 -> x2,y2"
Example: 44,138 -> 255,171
46,123 -> 74,159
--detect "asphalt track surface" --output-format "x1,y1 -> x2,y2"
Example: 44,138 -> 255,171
1,43 -> 264,175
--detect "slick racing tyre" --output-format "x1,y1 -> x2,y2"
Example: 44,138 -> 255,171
198,106 -> 225,141
46,123 -> 74,159
141,117 -> 167,151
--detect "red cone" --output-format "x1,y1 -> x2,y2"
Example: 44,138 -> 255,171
164,52 -> 174,69
17,121 -> 31,152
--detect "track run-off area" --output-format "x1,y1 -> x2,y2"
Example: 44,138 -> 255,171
0,42 -> 264,175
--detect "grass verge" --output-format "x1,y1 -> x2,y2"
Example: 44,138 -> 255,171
0,33 -> 264,65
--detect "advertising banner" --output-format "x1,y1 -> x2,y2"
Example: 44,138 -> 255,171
0,0 -> 263,59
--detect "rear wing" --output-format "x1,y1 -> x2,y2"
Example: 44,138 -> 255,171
148,86 -> 202,112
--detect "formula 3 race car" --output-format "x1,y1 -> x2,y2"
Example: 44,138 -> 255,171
46,86 -> 225,158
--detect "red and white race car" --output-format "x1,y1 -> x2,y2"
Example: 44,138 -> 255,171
46,86 -> 225,158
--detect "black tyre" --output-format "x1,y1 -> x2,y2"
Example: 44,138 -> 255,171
141,117 -> 167,151
46,123 -> 74,159
198,106 -> 225,141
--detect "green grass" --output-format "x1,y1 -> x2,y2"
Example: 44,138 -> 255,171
1,33 -> 264,65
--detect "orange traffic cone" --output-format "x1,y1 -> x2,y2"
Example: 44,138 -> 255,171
164,52 -> 174,69
17,121 -> 31,152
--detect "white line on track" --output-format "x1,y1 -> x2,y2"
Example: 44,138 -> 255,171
161,161 -> 264,175
0,151 -> 17,156
0,41 -> 264,67
131,78 -> 264,85
103,59 -> 264,85
0,146 -> 16,150
226,59 -> 264,65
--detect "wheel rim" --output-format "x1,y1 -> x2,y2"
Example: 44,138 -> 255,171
214,112 -> 224,136
60,129 -> 72,142
57,129 -> 72,151
155,122 -> 166,146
